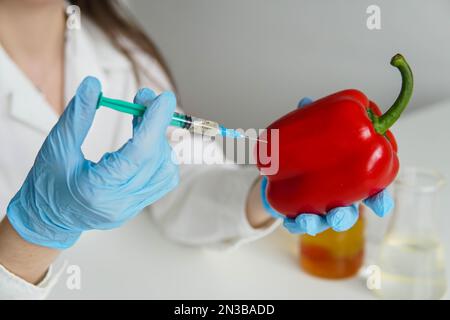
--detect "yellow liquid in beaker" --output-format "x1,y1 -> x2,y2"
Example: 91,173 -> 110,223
375,235 -> 447,299
300,216 -> 365,279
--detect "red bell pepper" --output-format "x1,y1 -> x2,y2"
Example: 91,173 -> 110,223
257,54 -> 413,218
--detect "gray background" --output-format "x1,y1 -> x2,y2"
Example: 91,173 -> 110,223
128,0 -> 450,129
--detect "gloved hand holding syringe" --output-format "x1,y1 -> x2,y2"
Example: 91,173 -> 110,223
97,93 -> 265,142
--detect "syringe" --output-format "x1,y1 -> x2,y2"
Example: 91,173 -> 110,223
96,93 -> 261,140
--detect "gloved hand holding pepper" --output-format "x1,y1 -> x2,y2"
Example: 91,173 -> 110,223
257,54 -> 413,235
260,98 -> 394,235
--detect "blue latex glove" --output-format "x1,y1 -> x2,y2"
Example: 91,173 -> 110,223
7,77 -> 179,249
260,97 -> 394,236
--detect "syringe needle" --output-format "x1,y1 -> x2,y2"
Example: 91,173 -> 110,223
244,136 -> 268,144
218,126 -> 267,143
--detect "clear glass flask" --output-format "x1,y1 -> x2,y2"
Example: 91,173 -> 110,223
375,167 -> 447,299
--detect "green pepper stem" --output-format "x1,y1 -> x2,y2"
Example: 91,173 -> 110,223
372,54 -> 414,135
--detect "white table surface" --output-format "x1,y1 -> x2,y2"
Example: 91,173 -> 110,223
50,99 -> 450,299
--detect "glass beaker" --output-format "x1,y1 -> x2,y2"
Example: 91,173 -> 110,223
300,213 -> 365,279
374,167 -> 447,299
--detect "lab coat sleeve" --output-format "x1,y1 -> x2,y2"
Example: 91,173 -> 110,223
0,263 -> 61,300
148,131 -> 281,251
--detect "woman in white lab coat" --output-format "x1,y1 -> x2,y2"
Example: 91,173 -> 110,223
0,0 -> 279,299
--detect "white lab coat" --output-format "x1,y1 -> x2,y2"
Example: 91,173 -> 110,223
0,18 -> 278,299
